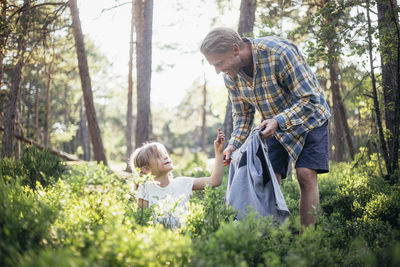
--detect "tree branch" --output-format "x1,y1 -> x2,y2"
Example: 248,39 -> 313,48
0,125 -> 81,161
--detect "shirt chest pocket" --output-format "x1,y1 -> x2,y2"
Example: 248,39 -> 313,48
237,79 -> 256,102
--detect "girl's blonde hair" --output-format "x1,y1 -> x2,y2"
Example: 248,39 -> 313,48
129,142 -> 168,175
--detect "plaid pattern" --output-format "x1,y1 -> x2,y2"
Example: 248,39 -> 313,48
225,37 -> 331,160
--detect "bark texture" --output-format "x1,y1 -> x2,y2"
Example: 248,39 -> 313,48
366,0 -> 390,174
0,0 -> 7,90
377,0 -> 399,173
44,49 -> 55,148
126,0 -> 136,170
135,0 -> 153,148
1,0 -> 30,158
324,3 -> 354,161
329,57 -> 345,161
339,83 -> 355,160
69,0 -> 107,165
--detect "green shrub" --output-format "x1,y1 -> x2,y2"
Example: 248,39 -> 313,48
0,146 -> 66,188
188,185 -> 235,236
315,160 -> 400,265
0,178 -> 58,266
280,175 -> 300,217
281,227 -> 343,267
44,165 -> 132,249
97,225 -> 192,266
21,231 -> 189,267
42,169 -> 191,265
0,157 -> 26,180
20,146 -> 66,188
64,161 -> 118,186
362,186 -> 400,228
1,151 -> 399,266
342,238 -> 378,267
192,214 -> 277,267
19,248 -> 90,267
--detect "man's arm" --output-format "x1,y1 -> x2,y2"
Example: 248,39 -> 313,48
224,75 -> 255,148
272,46 -> 330,131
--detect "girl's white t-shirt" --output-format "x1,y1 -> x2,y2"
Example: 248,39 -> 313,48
136,177 -> 194,228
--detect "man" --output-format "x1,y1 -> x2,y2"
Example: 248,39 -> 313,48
200,27 -> 331,228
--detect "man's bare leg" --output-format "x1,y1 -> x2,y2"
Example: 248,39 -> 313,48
275,173 -> 282,185
296,167 -> 319,229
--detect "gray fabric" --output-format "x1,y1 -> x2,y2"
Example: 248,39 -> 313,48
226,129 -> 290,224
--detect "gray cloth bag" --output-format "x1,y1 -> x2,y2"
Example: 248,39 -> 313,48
226,129 -> 290,224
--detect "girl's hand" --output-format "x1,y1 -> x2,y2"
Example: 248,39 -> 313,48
214,129 -> 225,154
193,129 -> 226,190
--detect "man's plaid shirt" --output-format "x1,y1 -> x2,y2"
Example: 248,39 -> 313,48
224,37 -> 331,160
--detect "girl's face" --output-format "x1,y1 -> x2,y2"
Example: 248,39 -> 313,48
147,147 -> 173,177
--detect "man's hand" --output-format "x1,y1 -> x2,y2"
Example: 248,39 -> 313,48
223,144 -> 237,166
256,119 -> 278,139
214,129 -> 225,154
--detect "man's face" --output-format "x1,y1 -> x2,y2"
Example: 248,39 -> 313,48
204,44 -> 241,78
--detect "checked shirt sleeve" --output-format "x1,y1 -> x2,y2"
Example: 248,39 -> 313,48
224,75 -> 255,148
273,46 -> 327,131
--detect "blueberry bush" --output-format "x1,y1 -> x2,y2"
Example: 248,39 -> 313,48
0,148 -> 399,266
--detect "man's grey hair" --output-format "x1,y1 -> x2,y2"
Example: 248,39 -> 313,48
200,27 -> 245,55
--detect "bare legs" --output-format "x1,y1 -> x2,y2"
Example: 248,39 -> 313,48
275,173 -> 282,185
296,168 -> 319,228
275,168 -> 319,230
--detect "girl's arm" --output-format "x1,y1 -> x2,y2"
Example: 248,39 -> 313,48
193,129 -> 225,190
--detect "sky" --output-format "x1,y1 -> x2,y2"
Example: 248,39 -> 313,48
78,0 -> 241,108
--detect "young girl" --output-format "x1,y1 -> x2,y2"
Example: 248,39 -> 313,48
130,129 -> 225,227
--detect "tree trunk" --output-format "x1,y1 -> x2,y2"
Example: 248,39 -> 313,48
201,68 -> 207,152
339,83 -> 355,160
80,98 -> 90,161
15,72 -> 24,158
69,0 -> 107,165
1,0 -> 30,159
366,0 -> 391,175
63,85 -> 70,153
324,5 -> 349,162
34,79 -> 40,142
377,0 -> 399,174
135,0 -> 153,148
0,0 -> 7,90
25,83 -> 32,138
44,49 -> 55,148
329,56 -> 345,161
223,0 -> 257,144
238,0 -> 257,37
126,0 -> 136,171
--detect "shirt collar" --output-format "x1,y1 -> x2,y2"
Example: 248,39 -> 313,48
239,37 -> 258,79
